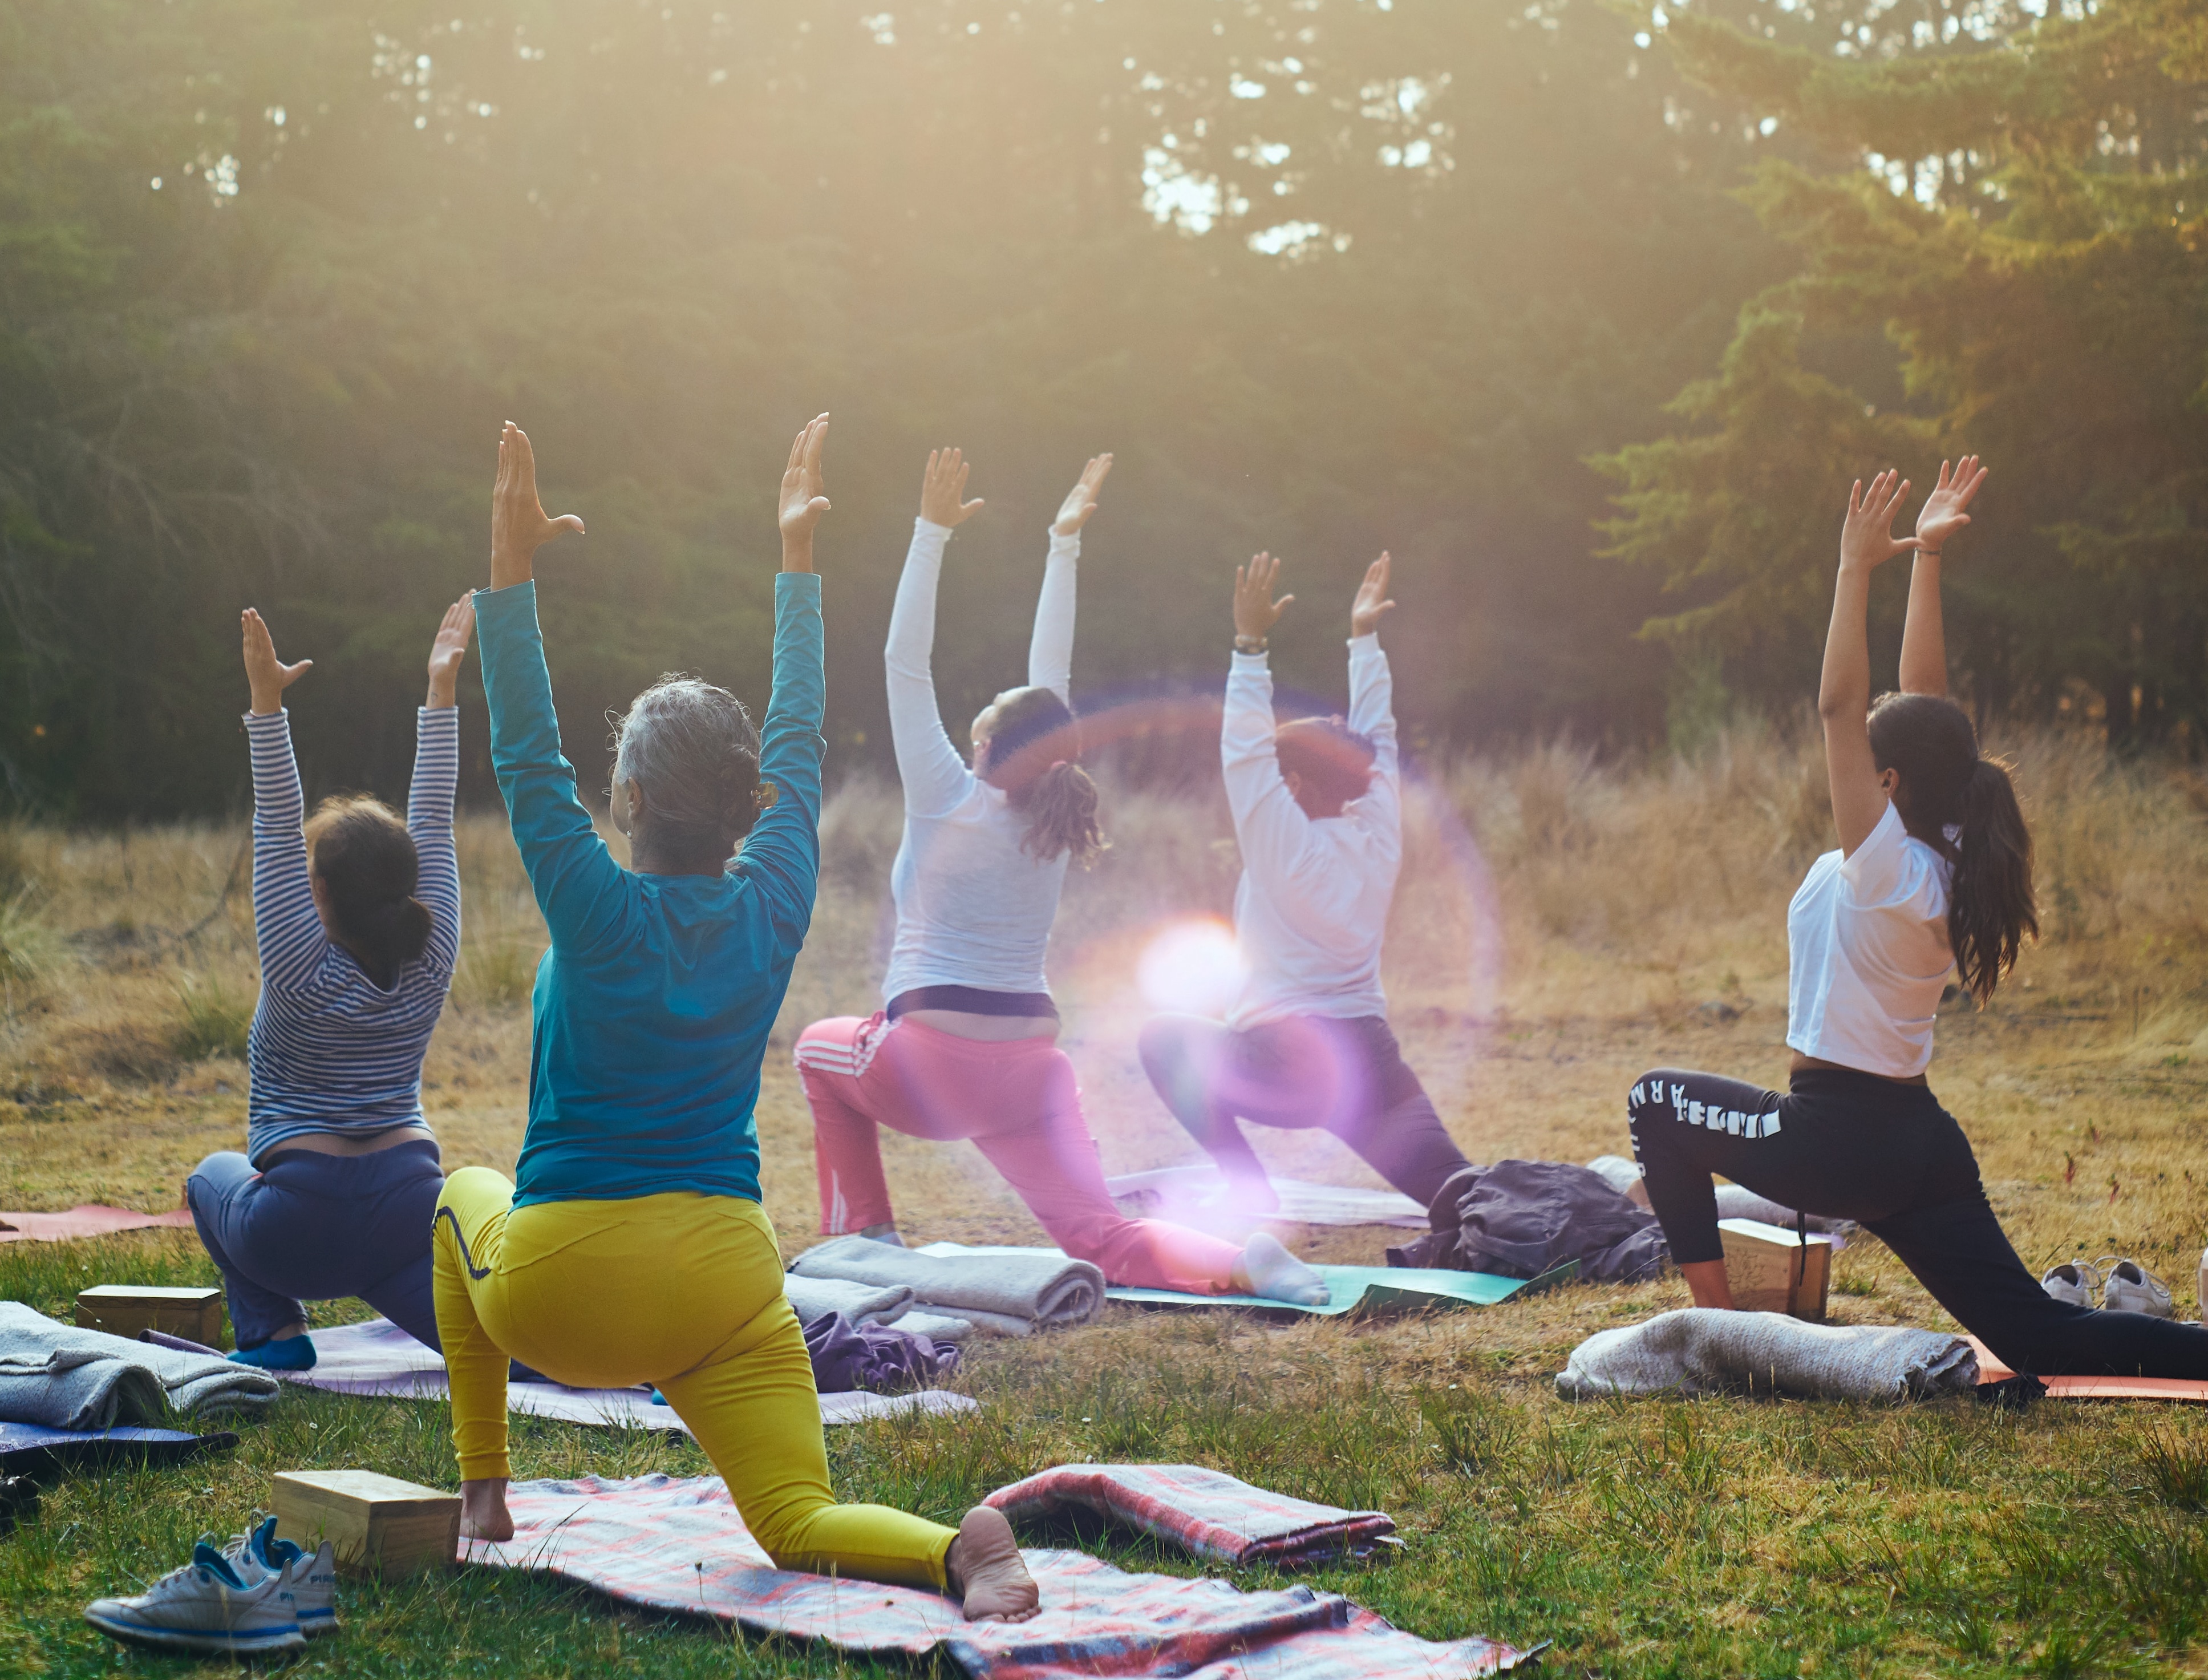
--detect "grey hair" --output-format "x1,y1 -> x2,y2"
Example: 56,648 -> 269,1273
608,674 -> 762,871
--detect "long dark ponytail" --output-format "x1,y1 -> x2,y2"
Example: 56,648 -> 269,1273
979,686 -> 1107,868
1866,693 -> 2037,1004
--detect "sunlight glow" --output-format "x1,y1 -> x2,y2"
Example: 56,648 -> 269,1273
1137,918 -> 1247,1018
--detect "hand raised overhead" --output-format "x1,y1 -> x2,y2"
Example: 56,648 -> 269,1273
1234,553 -> 1294,642
425,593 -> 476,710
919,447 -> 985,529
241,608 -> 311,717
1838,468 -> 1918,576
1914,455 -> 1988,555
491,422 -> 585,590
1350,553 -> 1397,639
779,414 -> 832,570
1051,454 -> 1114,537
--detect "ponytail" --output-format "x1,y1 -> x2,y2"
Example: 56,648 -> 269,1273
1866,692 -> 2037,1006
975,684 -> 1109,868
1949,756 -> 2037,1005
305,795 -> 435,988
1014,761 -> 1106,868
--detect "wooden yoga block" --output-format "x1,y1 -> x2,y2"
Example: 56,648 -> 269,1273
1719,1217 -> 1833,1321
75,1285 -> 226,1346
273,1470 -> 461,1578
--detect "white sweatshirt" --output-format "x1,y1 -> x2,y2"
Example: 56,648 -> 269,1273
880,516 -> 1080,1004
1222,635 -> 1401,1029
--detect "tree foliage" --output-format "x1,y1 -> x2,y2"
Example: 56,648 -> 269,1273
1601,0 -> 2208,746
1,0 -> 1791,818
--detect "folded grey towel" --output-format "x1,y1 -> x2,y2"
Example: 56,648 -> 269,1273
0,1302 -> 281,1428
789,1237 -> 1106,1333
1557,1307 -> 1979,1402
782,1275 -> 916,1330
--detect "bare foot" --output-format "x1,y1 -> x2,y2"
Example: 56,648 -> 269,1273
459,1477 -> 514,1543
945,1507 -> 1038,1622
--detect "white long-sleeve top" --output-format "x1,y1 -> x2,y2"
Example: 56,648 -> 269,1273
1223,636 -> 1401,1029
880,516 -> 1081,1003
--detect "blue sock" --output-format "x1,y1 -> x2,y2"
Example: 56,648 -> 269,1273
229,1335 -> 317,1371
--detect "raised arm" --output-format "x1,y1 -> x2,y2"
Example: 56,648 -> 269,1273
1898,455 -> 1987,699
885,448 -> 985,818
240,608 -> 326,992
735,415 -> 832,946
1221,552 -> 1314,879
1028,454 -> 1112,699
1345,552 -> 1401,796
477,423 -> 634,956
1819,469 -> 1918,857
408,593 -> 474,982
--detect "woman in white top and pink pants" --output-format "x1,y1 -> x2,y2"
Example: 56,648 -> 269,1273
796,450 -> 1327,1305
1629,459 -> 2208,1379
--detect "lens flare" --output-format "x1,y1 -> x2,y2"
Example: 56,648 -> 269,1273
1136,916 -> 1247,1018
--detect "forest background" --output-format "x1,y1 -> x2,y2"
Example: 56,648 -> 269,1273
3,0 -> 2203,822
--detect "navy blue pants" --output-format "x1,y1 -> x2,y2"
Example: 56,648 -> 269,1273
1628,1067 -> 2208,1380
187,1141 -> 444,1351
1139,1013 -> 1476,1208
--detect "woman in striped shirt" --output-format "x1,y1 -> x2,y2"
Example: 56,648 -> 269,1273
185,595 -> 473,1370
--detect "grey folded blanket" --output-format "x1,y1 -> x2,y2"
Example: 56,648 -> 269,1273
0,1302 -> 281,1428
1557,1307 -> 1979,1402
783,1275 -> 917,1329
789,1237 -> 1105,1335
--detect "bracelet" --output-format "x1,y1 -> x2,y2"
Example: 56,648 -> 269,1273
1234,634 -> 1268,655
1918,549 -> 1942,560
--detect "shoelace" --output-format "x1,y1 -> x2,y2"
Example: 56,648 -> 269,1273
2049,1261 -> 2104,1293
2095,1256 -> 2170,1296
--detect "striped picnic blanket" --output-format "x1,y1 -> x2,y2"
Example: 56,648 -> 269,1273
985,1463 -> 1396,1568
463,1473 -> 1537,1678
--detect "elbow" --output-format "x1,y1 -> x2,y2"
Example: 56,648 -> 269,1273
1816,689 -> 1859,725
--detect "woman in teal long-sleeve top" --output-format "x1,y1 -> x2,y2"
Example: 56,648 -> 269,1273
432,419 -> 1038,1622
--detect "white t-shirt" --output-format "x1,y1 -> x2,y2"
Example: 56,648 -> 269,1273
880,517 -> 1079,1003
1222,637 -> 1401,1029
1785,800 -> 1956,1078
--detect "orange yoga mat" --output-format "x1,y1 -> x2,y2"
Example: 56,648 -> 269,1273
1969,1337 -> 2208,1402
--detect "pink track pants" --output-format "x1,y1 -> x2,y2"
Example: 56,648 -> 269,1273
795,1013 -> 1241,1296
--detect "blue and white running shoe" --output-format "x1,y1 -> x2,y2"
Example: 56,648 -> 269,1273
83,1540 -> 304,1655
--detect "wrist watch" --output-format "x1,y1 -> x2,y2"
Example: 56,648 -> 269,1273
1234,634 -> 1267,655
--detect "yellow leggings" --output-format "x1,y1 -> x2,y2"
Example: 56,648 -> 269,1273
431,1168 -> 954,1589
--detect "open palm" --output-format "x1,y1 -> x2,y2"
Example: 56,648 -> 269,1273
780,414 -> 832,540
1350,553 -> 1397,638
1051,454 -> 1114,537
241,608 -> 311,715
1915,455 -> 1988,553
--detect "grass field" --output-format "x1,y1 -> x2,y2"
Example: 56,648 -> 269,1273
4,721 -> 2208,1676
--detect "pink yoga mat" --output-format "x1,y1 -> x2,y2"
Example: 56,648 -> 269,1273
0,1206 -> 196,1243
463,1473 -> 1538,1678
1969,1338 -> 2208,1402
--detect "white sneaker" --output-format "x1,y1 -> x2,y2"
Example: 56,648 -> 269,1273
2040,1261 -> 2102,1308
2099,1257 -> 2177,1319
83,1541 -> 305,1655
223,1512 -> 339,1638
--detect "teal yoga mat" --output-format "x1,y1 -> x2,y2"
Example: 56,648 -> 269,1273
915,1245 -> 1578,1318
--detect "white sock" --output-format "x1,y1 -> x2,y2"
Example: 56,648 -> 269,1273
1240,1232 -> 1330,1306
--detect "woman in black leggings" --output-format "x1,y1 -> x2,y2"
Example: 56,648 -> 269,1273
1630,458 -> 2208,1379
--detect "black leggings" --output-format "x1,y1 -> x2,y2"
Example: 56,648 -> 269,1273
1628,1066 -> 2208,1379
1139,1013 -> 1476,1207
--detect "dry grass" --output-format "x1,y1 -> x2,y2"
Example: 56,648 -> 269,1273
3,723 -> 2208,1675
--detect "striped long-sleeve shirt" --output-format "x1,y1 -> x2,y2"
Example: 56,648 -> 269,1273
243,706 -> 463,1165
